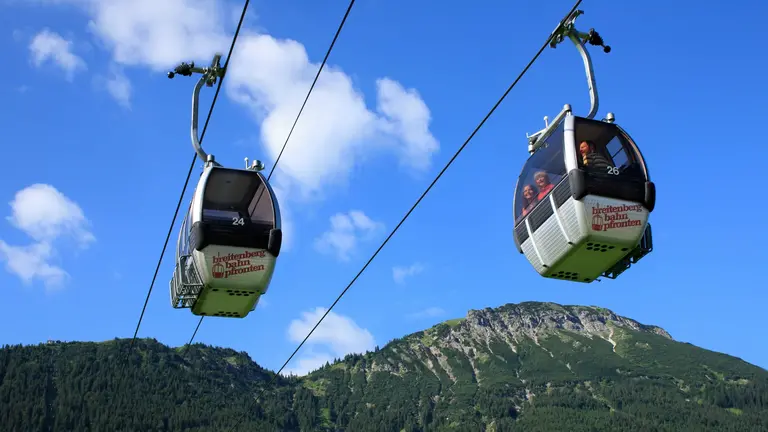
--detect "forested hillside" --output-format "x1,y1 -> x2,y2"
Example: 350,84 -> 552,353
1,302 -> 766,431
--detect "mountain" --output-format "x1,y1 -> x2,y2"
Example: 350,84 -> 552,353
1,302 -> 767,431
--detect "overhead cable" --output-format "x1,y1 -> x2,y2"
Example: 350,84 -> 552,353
227,0 -> 584,429
181,0 -> 358,352
126,0 -> 255,359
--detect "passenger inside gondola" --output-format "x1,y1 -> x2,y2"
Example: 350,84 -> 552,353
534,171 -> 554,200
515,121 -> 566,224
578,140 -> 613,172
521,184 -> 538,217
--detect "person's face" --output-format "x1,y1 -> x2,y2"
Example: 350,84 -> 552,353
535,175 -> 549,188
523,186 -> 534,200
579,142 -> 590,155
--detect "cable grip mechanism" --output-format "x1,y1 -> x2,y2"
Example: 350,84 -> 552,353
549,10 -> 611,53
167,54 -> 225,87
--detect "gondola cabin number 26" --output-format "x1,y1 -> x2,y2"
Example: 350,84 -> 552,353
584,199 -> 647,241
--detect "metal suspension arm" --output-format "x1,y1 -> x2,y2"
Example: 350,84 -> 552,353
550,10 -> 611,120
189,76 -> 209,161
168,54 -> 225,164
526,10 -> 612,155
568,31 -> 599,119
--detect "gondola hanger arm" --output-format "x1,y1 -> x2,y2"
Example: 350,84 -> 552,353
168,54 -> 225,167
550,10 -> 611,120
527,10 -> 612,155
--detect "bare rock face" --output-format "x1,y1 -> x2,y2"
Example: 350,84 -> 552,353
362,301 -> 673,386
461,302 -> 672,343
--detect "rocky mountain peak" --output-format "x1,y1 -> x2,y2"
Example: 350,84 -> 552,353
380,301 -> 674,379
356,302 -> 674,382
459,301 -> 672,341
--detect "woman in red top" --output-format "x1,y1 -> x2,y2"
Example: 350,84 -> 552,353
534,171 -> 554,200
521,184 -> 538,217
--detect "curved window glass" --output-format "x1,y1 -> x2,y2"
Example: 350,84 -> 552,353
514,121 -> 566,224
202,168 -> 275,228
574,117 -> 646,182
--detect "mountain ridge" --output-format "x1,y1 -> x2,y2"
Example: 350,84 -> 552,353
1,301 -> 766,431
328,301 -> 676,388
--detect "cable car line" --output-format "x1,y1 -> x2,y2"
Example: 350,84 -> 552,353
266,0 -> 357,184
226,0 -> 583,429
179,0 -> 357,355
125,0 -> 254,359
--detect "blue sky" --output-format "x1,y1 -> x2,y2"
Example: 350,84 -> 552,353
1,0 -> 767,375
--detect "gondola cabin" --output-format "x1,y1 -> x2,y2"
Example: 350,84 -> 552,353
170,164 -> 282,318
513,109 -> 655,282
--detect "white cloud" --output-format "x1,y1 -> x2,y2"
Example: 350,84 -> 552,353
314,210 -> 383,261
0,242 -> 68,289
284,307 -> 375,376
7,184 -> 95,246
375,78 -> 439,172
0,184 -> 94,290
99,64 -> 132,108
282,351 -> 334,378
28,29 -> 86,80
408,307 -> 446,320
28,1 -> 439,187
81,0 -> 229,70
226,35 -> 439,198
23,0 -> 439,246
392,262 -> 424,285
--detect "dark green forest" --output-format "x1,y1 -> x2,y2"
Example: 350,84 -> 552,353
1,302 -> 767,431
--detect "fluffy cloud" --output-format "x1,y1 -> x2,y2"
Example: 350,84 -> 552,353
227,35 -> 439,197
314,210 -> 383,261
24,0 -> 438,191
0,184 -> 94,289
284,307 -> 375,376
97,64 -> 132,108
0,242 -> 68,288
283,351 -> 334,378
69,0 -> 229,70
7,184 -> 95,246
392,262 -> 424,285
23,0 -> 439,250
28,29 -> 86,80
374,78 -> 439,172
408,307 -> 446,319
